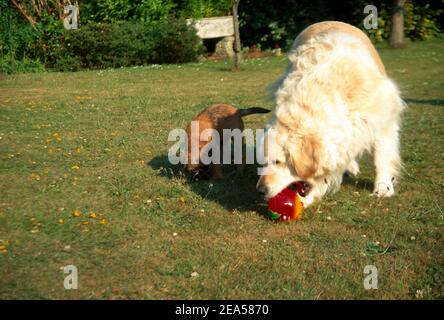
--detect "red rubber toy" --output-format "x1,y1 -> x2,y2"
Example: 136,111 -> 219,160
266,182 -> 309,222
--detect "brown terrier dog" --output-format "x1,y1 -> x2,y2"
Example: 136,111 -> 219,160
182,104 -> 270,180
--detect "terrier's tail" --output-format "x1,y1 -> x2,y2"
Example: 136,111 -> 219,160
238,107 -> 270,117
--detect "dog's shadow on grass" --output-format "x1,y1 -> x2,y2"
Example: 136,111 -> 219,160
404,98 -> 444,107
148,155 -> 268,215
342,174 -> 374,192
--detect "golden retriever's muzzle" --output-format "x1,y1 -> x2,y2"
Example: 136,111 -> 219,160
256,175 -> 271,197
256,177 -> 311,198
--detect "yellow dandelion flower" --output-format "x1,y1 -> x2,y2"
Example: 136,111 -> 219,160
57,219 -> 64,224
89,213 -> 97,219
71,165 -> 80,170
99,219 -> 108,225
52,132 -> 62,141
0,249 -> 7,253
76,147 -> 81,154
72,210 -> 81,217
104,147 -> 112,152
0,245 -> 7,250
29,173 -> 41,181
179,196 -> 185,204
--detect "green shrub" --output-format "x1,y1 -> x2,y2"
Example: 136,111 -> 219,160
135,0 -> 177,23
0,2 -> 64,71
61,18 -> 203,70
78,0 -> 231,23
52,55 -> 83,72
149,18 -> 205,63
177,0 -> 232,19
0,57 -> 45,74
79,0 -> 177,23
366,0 -> 443,43
404,1 -> 443,40
239,0 -> 444,49
0,3 -> 39,61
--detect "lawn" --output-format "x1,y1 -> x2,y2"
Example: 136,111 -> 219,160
0,39 -> 443,300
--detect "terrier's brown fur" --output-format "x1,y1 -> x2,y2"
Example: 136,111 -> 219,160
182,104 -> 270,180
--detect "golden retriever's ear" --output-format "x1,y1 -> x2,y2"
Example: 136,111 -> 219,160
289,135 -> 320,180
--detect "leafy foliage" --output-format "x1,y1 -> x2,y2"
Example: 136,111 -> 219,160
78,0 -> 231,23
365,0 -> 444,42
2,0 -> 444,73
239,0 -> 444,49
0,2 -> 63,70
0,56 -> 45,74
62,19 -> 204,69
175,0 -> 232,19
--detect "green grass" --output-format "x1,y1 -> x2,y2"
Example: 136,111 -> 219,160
0,39 -> 443,300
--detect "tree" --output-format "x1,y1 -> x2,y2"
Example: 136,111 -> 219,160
232,0 -> 241,70
389,0 -> 406,48
10,0 -> 67,29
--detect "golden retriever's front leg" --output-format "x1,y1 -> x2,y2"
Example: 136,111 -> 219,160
301,175 -> 343,208
345,159 -> 360,176
372,123 -> 401,197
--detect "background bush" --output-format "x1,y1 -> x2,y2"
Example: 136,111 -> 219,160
79,0 -> 231,23
0,3 -> 41,71
363,0 -> 444,43
0,57 -> 45,74
239,0 -> 444,49
0,2 -> 64,72
62,18 -> 204,69
1,0 -> 443,73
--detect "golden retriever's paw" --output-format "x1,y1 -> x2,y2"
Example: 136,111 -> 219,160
346,160 -> 360,176
372,182 -> 394,197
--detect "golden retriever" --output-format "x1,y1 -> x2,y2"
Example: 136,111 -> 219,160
256,21 -> 405,207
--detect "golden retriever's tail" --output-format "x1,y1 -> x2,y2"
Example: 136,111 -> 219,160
238,107 -> 270,117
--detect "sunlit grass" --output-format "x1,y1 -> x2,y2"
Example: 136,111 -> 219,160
0,39 -> 443,299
